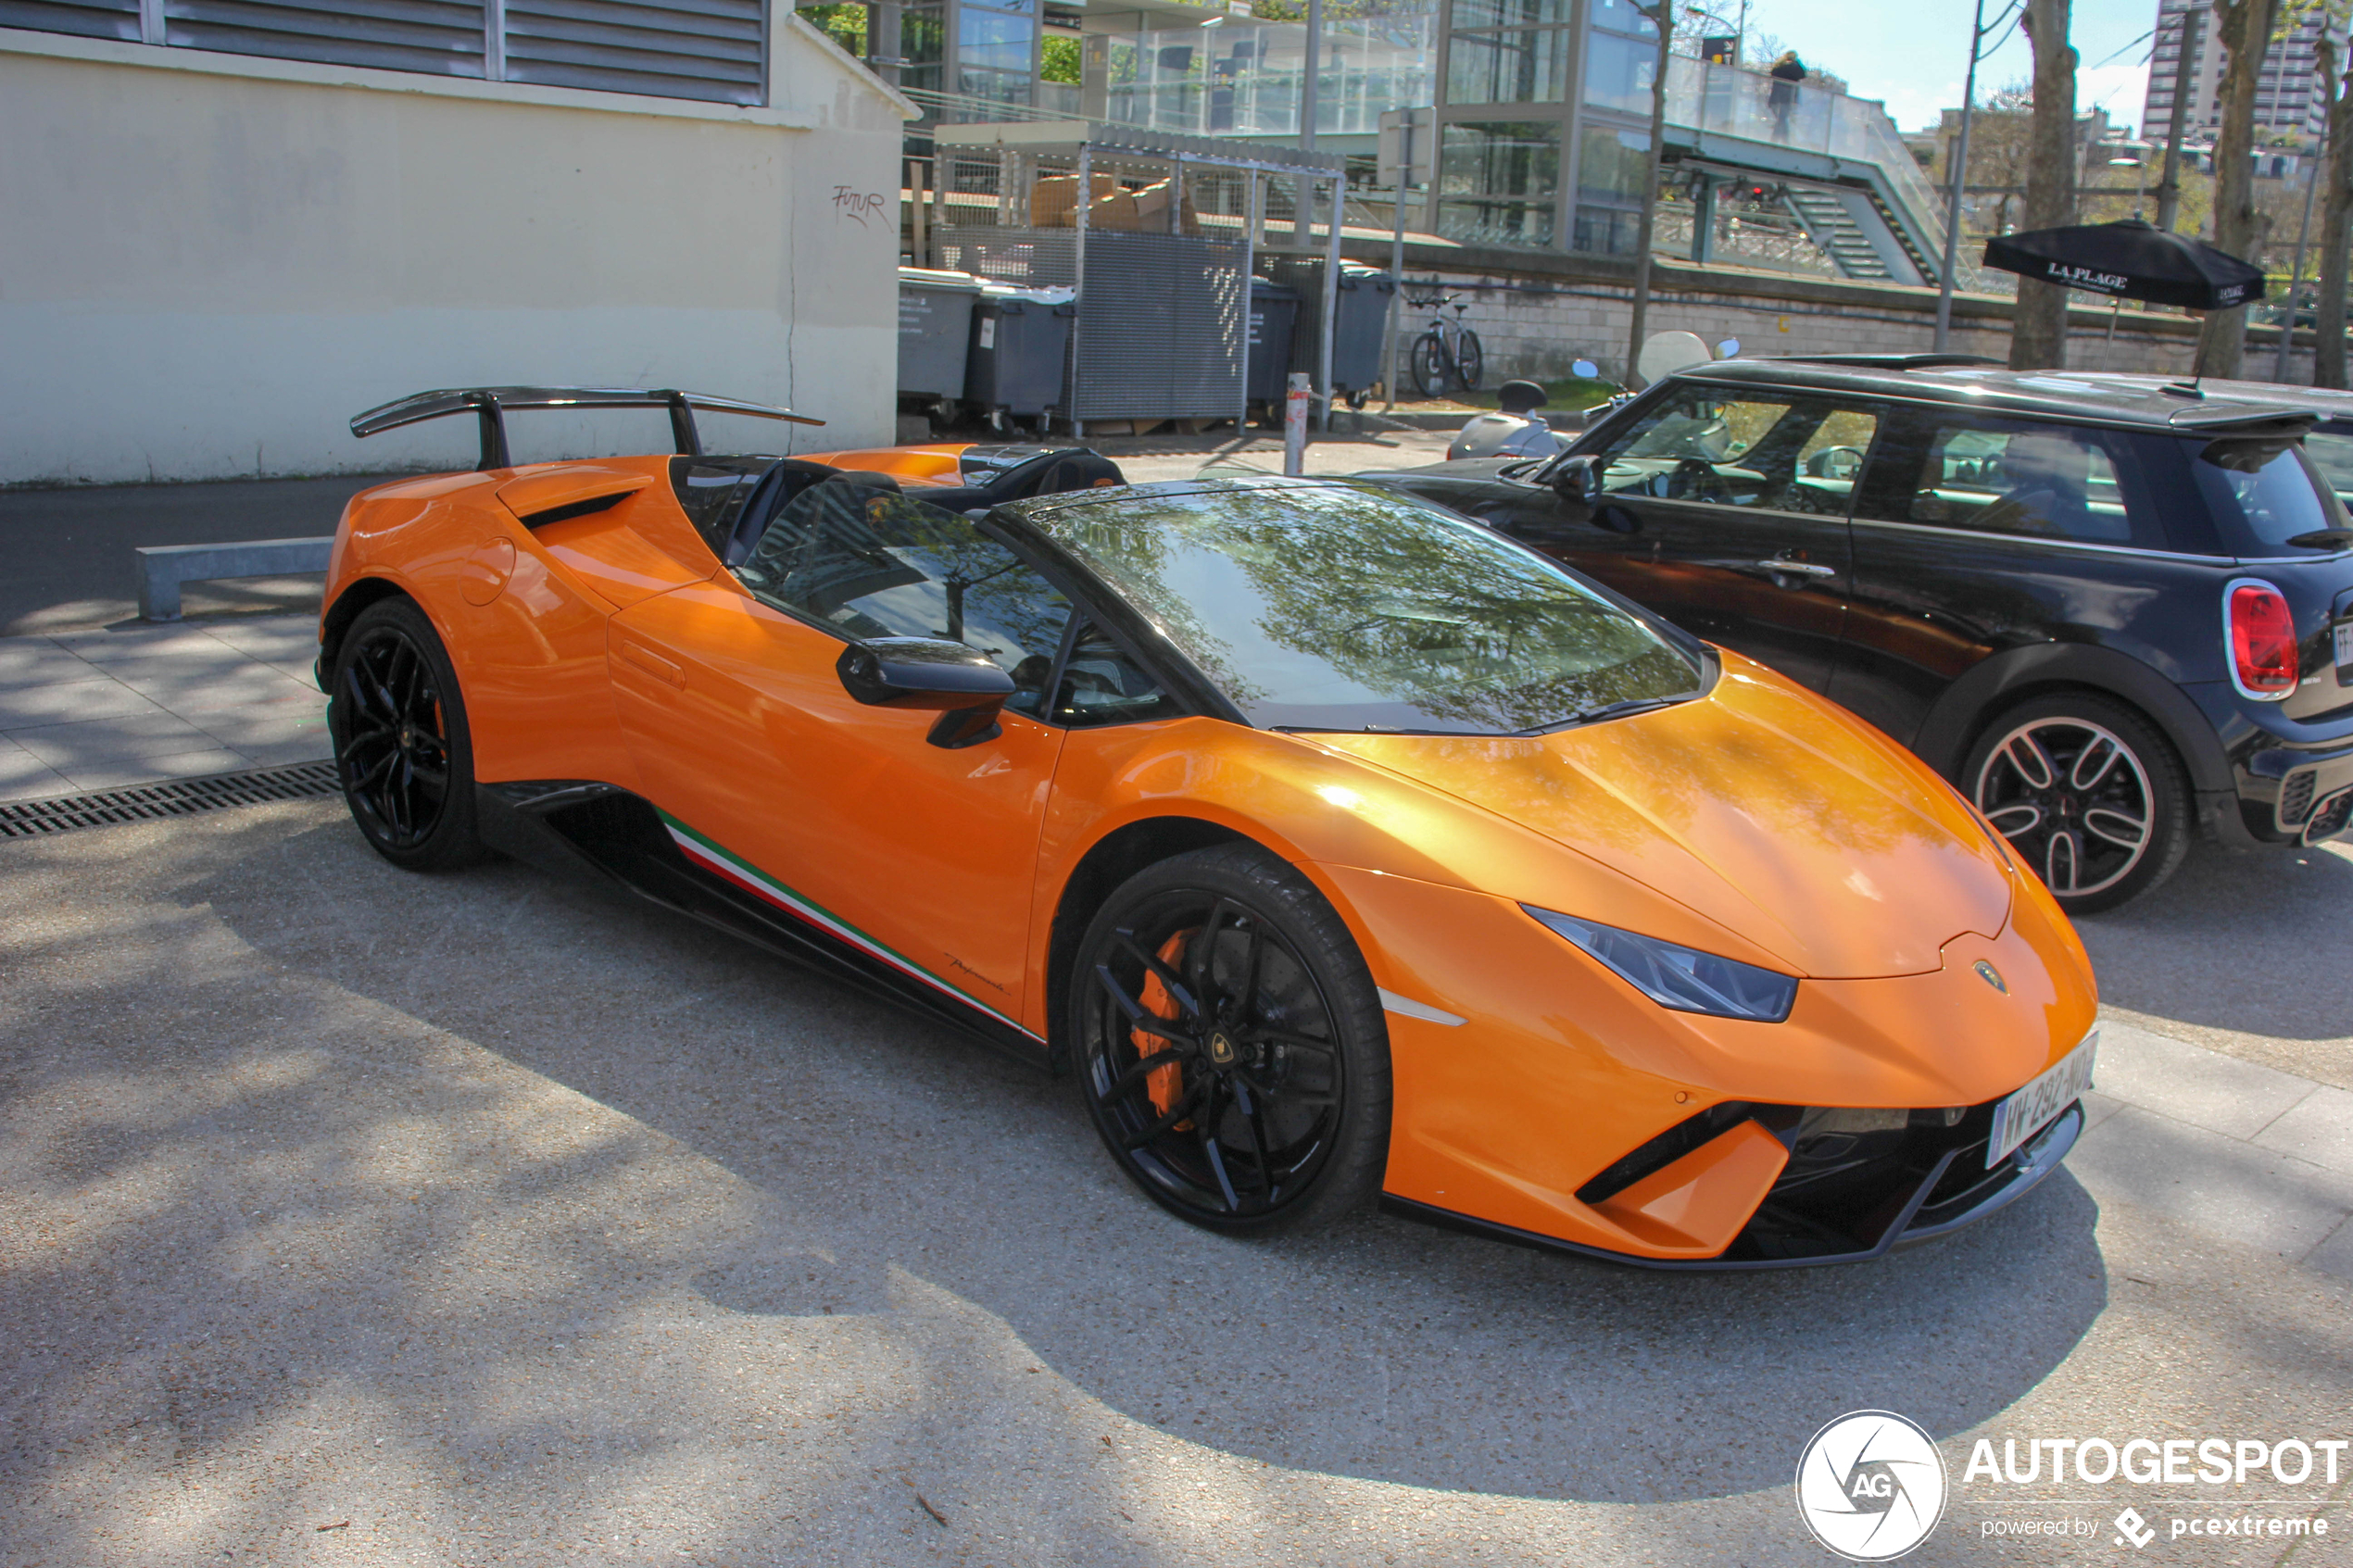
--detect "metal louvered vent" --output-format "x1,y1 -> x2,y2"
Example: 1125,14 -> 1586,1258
1067,231 -> 1246,422
2279,769 -> 2318,828
505,0 -> 763,105
164,0 -> 489,77
0,761 -> 341,840
0,0 -> 139,40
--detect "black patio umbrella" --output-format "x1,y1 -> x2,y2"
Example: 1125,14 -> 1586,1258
1982,219 -> 2266,310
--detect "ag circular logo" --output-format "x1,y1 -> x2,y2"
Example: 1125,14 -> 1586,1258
1794,1410 -> 1948,1561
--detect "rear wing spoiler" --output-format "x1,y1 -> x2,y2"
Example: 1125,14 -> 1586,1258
350,386 -> 824,471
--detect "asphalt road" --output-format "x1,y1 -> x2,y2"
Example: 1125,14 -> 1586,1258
0,431 -> 1454,637
2,805 -> 2347,1566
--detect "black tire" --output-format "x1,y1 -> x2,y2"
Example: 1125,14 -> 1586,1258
1454,329 -> 1485,392
327,596 -> 487,872
1410,332 -> 1448,398
1071,844 -> 1392,1236
1960,693 -> 2190,914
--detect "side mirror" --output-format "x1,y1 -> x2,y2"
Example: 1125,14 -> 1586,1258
1548,453 -> 1603,511
836,637 -> 1016,749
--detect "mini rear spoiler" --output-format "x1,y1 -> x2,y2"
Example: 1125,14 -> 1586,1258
2164,405 -> 2320,437
349,386 -> 824,471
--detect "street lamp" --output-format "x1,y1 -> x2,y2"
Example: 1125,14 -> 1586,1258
1932,0 -> 2001,352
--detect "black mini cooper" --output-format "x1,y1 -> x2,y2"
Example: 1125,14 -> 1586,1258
1360,356 -> 2353,911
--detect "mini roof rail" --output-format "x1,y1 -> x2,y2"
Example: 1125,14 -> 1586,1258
1768,353 -> 2007,370
349,386 -> 824,472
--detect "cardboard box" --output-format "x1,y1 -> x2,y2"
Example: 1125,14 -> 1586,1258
1128,179 -> 1203,236
1031,172 -> 1123,227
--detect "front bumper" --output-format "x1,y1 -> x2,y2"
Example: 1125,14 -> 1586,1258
1384,1098 -> 2083,1271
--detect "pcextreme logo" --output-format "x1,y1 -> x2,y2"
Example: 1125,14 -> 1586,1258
1794,1411 -> 1950,1561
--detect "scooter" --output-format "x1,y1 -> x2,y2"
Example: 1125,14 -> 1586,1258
1446,335 -> 1740,461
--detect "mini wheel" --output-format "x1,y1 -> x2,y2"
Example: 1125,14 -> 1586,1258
1963,694 -> 2189,913
1071,844 -> 1391,1235
328,596 -> 487,871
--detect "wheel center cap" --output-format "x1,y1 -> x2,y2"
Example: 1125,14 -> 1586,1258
1206,1031 -> 1239,1067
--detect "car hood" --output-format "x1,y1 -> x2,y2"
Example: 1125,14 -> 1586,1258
1312,660 -> 2014,979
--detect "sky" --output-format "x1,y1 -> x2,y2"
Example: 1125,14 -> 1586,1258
1735,0 -> 2159,135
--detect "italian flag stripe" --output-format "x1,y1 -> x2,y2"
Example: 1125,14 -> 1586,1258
658,811 -> 1035,1037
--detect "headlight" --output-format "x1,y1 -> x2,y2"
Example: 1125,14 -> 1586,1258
1524,906 -> 1798,1022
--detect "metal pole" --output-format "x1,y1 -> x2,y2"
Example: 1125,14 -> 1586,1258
1285,371 -> 1310,473
1933,0 -> 1987,352
1239,169 -> 1261,434
2274,152 -> 2322,383
1386,121 -> 1410,410
1318,171 -> 1342,431
1295,0 -> 1322,248
1069,145 -> 1089,438
2155,3 -> 2200,233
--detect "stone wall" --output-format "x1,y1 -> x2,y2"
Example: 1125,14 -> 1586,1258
1340,237 -> 2323,390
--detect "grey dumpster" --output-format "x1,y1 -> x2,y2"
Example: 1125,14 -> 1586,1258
1245,278 -> 1301,409
899,268 -> 985,407
1328,266 -> 1398,404
966,285 -> 1076,430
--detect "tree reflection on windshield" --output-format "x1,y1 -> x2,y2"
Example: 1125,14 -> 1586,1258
1043,483 -> 1700,734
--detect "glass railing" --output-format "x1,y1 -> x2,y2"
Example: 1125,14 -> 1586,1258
1662,56 -> 1982,288
1098,14 -> 1435,140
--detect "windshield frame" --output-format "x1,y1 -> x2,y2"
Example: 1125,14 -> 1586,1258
1000,476 -> 1717,737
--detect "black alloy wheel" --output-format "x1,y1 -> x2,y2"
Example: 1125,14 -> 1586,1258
1963,694 -> 2189,913
1073,845 -> 1391,1235
329,597 -> 486,871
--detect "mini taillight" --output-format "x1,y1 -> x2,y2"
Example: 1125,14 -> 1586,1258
2227,582 -> 2297,698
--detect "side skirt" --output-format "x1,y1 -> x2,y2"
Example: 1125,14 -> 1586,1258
475,781 -> 1049,1064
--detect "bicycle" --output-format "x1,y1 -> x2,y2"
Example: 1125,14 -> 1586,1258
1405,292 -> 1484,397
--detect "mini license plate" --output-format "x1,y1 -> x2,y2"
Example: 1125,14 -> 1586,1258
1986,1032 -> 2098,1170
2335,621 -> 2353,673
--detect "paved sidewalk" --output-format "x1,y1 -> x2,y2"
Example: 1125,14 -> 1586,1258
2076,1019 -> 2353,1278
0,615 -> 327,800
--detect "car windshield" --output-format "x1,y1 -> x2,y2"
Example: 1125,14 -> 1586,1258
1035,482 -> 1703,734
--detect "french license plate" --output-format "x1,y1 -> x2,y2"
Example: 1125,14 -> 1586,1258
1986,1032 -> 2098,1170
2334,621 -> 2353,673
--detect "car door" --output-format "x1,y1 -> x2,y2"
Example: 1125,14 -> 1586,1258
1829,408 -> 2196,747
606,482 -> 1078,1034
1490,384 -> 1883,692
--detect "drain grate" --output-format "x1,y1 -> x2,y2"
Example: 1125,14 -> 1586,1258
0,760 -> 342,839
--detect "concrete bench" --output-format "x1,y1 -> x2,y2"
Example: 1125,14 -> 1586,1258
135,537 -> 333,621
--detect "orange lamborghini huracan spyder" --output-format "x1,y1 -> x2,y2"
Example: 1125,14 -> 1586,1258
321,385 -> 2100,1269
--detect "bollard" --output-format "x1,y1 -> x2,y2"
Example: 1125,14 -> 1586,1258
1283,372 -> 1311,477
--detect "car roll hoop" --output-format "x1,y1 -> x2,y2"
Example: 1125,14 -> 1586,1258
348,386 -> 828,472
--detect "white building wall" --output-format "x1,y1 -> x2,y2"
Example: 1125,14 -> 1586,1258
0,20 -> 911,485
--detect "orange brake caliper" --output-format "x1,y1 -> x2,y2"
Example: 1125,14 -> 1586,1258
1133,931 -> 1194,1122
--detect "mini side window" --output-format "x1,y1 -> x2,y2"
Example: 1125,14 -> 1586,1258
1595,387 -> 1877,515
1856,416 -> 2168,550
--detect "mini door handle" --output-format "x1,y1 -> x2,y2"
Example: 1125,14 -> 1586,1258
1757,559 -> 1837,579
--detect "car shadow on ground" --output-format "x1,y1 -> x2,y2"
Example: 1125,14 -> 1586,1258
2074,836 -> 2353,1055
134,812 -> 2109,1510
